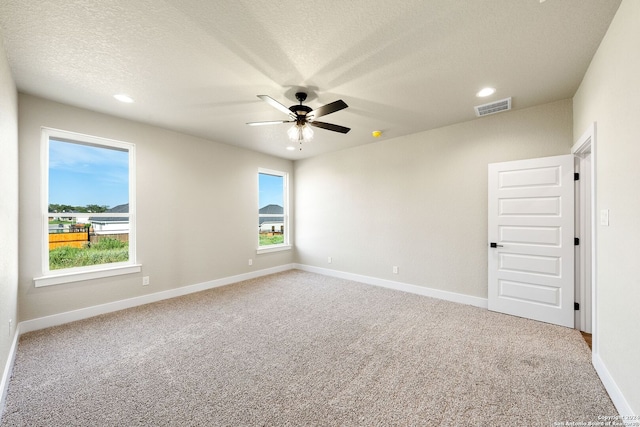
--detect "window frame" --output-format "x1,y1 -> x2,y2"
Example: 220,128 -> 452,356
34,127 -> 140,287
257,168 -> 291,254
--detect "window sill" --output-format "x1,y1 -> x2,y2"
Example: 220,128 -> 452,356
34,264 -> 142,287
256,244 -> 292,255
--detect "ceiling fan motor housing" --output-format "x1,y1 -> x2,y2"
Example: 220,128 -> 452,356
290,104 -> 312,120
290,93 -> 312,125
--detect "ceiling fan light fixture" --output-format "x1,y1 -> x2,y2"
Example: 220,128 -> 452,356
288,123 -> 314,143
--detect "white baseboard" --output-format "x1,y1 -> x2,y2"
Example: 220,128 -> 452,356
0,324 -> 20,418
19,264 -> 295,335
593,352 -> 636,423
294,264 -> 488,309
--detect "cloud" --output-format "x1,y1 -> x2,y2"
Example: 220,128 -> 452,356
49,139 -> 129,173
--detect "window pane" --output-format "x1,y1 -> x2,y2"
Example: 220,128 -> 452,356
259,172 -> 284,246
49,139 -> 129,209
48,138 -> 130,270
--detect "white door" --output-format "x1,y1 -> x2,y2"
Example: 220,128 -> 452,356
488,155 -> 574,328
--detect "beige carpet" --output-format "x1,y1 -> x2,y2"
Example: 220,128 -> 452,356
1,270 -> 617,426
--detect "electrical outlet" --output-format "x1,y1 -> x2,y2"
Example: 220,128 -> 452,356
328,256 -> 332,264
142,276 -> 150,286
248,259 -> 253,266
393,266 -> 399,274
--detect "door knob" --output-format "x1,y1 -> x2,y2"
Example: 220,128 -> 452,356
489,242 -> 503,248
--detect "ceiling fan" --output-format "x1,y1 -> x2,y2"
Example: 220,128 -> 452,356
246,92 -> 350,144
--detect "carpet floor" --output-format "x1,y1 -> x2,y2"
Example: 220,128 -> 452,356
1,270 -> 617,426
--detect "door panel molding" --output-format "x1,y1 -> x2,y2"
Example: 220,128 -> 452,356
488,154 -> 575,328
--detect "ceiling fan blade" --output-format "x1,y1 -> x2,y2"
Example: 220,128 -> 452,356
309,99 -> 348,119
257,95 -> 295,118
246,120 -> 293,126
309,121 -> 351,134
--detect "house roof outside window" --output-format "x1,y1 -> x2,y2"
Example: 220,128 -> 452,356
259,204 -> 283,226
89,203 -> 129,223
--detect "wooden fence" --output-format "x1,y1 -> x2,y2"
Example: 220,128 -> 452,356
49,232 -> 89,250
49,231 -> 129,250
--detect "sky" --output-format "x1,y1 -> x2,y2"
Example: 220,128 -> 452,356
259,173 -> 284,208
48,139 -> 129,209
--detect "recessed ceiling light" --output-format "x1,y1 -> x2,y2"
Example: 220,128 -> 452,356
286,146 -> 296,151
113,94 -> 134,103
476,87 -> 496,98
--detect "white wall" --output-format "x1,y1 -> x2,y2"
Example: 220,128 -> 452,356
573,0 -> 639,414
18,94 -> 293,321
295,99 -> 573,299
0,33 -> 19,401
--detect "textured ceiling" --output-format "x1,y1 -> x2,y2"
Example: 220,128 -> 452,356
0,0 -> 621,159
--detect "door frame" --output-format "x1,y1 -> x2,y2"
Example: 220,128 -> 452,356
571,123 -> 597,346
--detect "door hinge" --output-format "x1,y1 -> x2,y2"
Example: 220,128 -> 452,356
574,302 -> 580,311
575,237 -> 580,246
574,172 -> 580,181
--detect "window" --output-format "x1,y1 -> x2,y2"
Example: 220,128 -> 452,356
258,168 -> 290,253
35,128 -> 139,287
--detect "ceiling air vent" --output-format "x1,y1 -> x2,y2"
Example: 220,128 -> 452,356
474,97 -> 512,117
